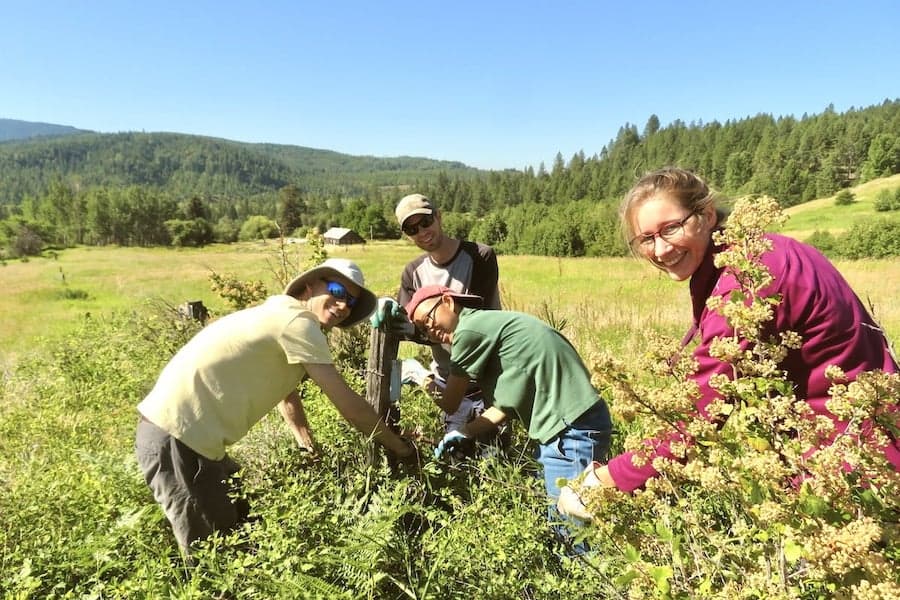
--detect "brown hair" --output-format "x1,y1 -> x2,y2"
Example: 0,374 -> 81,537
619,167 -> 725,250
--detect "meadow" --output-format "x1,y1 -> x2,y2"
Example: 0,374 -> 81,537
2,238 -> 898,365
1,232 -> 899,598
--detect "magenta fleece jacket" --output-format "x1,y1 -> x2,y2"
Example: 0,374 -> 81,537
607,233 -> 900,492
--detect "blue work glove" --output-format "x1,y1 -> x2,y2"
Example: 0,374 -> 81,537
434,430 -> 469,459
369,297 -> 402,328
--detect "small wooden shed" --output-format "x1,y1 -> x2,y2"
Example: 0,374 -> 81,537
323,227 -> 365,245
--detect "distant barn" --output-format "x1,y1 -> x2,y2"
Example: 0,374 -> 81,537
323,227 -> 365,245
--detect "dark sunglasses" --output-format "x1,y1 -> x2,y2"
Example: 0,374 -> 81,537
324,280 -> 358,308
402,213 -> 435,236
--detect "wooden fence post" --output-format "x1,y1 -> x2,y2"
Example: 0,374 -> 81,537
365,326 -> 400,466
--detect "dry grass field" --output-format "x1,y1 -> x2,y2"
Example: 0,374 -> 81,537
2,240 -> 897,368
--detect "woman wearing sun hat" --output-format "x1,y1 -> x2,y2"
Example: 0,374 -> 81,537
135,258 -> 417,556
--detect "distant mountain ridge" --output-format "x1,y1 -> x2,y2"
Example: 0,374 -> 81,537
0,118 -> 91,142
0,119 -> 481,204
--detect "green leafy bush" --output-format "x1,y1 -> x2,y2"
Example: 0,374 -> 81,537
837,219 -> 900,259
804,229 -> 838,255
834,189 -> 856,206
873,188 -> 900,212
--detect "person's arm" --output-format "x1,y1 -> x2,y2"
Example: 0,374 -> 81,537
469,243 -> 501,309
459,406 -> 507,438
278,389 -> 316,452
587,462 -> 617,488
557,460 -> 618,520
434,373 -> 469,414
304,362 -> 414,457
606,286 -> 741,492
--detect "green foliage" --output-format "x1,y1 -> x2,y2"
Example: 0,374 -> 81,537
0,216 -> 47,257
438,211 -> 474,240
836,219 -> 900,259
208,271 -> 268,310
803,229 -> 839,255
469,213 -> 507,247
303,228 -> 329,271
3,100 -> 900,258
861,132 -> 900,181
0,307 -> 605,598
873,188 -> 900,212
806,217 -> 900,259
238,215 -> 279,241
212,216 -> 241,243
0,310 -> 200,598
164,217 -> 214,247
834,189 -> 856,206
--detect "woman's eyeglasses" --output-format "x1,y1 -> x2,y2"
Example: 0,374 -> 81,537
324,281 -> 358,308
402,214 -> 435,236
629,213 -> 697,253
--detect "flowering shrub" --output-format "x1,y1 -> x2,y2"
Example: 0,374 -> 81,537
208,271 -> 268,310
579,196 -> 900,598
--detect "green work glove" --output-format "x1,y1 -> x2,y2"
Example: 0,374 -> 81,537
370,297 -> 402,328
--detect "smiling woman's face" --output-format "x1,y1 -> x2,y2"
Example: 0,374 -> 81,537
631,194 -> 716,282
305,278 -> 359,328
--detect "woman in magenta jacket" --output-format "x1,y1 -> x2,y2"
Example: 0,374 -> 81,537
564,167 -> 898,504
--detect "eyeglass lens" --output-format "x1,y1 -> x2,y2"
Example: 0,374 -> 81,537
326,281 -> 357,307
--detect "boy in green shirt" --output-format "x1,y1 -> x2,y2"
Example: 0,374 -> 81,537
405,285 -> 611,520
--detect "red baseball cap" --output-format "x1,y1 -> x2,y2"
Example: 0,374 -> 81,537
404,285 -> 483,319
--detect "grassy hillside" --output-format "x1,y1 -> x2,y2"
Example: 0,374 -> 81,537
780,173 -> 900,238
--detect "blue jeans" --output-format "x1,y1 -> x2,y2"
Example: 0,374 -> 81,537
536,402 -> 612,549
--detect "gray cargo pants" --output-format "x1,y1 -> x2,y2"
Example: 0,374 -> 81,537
135,416 -> 249,553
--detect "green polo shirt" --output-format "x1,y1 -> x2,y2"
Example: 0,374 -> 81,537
449,308 -> 602,443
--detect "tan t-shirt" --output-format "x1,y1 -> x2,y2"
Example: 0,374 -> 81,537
138,295 -> 332,459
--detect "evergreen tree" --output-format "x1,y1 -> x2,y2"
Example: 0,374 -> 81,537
276,184 -> 305,234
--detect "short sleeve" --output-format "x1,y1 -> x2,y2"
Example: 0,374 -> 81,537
280,312 -> 333,365
450,327 -> 497,379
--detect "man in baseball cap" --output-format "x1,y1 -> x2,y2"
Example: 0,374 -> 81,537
370,192 -> 507,457
404,285 -> 612,548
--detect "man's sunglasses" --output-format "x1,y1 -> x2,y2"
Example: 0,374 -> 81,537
324,280 -> 358,308
402,213 -> 435,236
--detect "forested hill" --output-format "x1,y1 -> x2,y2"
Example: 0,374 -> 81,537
0,130 -> 481,205
1,100 -> 899,258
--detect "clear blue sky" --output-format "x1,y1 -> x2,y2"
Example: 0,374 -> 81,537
2,1 -> 898,170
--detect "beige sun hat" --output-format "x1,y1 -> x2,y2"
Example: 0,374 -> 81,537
283,258 -> 376,328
